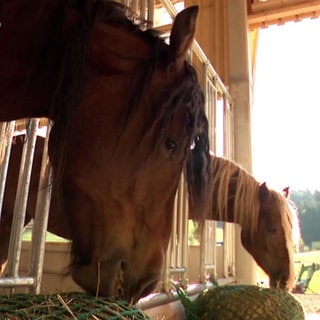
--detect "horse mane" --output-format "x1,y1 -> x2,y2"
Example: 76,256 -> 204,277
211,156 -> 260,234
211,156 -> 294,239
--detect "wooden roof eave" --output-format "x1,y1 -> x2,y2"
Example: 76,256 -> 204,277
248,0 -> 320,29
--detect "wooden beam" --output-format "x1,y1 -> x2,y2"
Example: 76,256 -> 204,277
248,0 -> 320,29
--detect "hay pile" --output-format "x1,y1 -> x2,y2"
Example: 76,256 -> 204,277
0,292 -> 150,319
178,285 -> 305,320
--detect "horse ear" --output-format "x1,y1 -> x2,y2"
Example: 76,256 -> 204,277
282,186 -> 290,198
259,182 -> 269,201
169,6 -> 199,72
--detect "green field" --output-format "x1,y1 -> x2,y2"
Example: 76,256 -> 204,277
22,229 -> 68,243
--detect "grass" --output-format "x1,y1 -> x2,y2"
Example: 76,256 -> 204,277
22,229 -> 68,243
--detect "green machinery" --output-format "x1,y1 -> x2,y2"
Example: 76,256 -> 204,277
293,263 -> 320,293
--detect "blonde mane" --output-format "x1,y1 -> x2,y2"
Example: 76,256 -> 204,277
211,156 -> 294,239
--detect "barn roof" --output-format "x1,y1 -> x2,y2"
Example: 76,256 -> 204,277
248,0 -> 320,30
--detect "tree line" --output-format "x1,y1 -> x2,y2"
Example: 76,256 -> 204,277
291,190 -> 320,250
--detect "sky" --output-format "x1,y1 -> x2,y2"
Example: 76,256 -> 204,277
252,17 -> 320,191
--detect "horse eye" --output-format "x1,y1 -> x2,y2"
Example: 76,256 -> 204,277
165,138 -> 178,154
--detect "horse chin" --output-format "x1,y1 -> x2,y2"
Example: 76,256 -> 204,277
71,261 -> 160,302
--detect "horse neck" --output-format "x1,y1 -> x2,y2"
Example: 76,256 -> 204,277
210,158 -> 238,223
210,157 -> 260,230
0,0 -> 66,121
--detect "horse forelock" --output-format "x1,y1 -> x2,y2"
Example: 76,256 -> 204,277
179,66 -> 213,221
211,157 -> 260,236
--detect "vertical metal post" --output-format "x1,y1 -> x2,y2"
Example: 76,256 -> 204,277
28,122 -> 53,293
223,222 -> 229,278
199,220 -> 206,283
0,122 -> 15,218
147,0 -> 154,26
181,175 -> 188,286
131,0 -> 139,15
6,119 -> 39,285
140,0 -> 147,20
176,183 -> 183,267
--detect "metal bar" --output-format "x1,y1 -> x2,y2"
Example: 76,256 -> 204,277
211,220 -> 217,279
162,247 -> 170,292
0,121 -> 15,218
169,267 -> 186,274
181,176 -> 188,285
176,183 -> 183,267
203,63 -> 209,117
147,0 -> 154,26
223,223 -> 229,278
28,122 -> 53,294
204,264 -> 215,270
131,0 -> 139,15
0,276 -> 35,287
6,119 -> 39,282
162,186 -> 179,291
140,0 -> 147,20
199,221 -> 206,283
158,0 -> 176,19
171,190 -> 178,266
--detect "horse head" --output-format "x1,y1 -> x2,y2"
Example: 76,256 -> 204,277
240,182 -> 295,290
52,3 -> 209,302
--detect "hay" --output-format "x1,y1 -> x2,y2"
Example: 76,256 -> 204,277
0,292 -> 151,320
178,285 -> 305,320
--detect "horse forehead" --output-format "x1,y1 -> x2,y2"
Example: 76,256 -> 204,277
89,21 -> 154,69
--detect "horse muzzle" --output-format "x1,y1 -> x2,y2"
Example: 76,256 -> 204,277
71,260 -> 160,302
269,271 -> 294,290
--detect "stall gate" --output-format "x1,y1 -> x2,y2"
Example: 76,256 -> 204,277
0,0 -> 235,301
0,119 -> 52,293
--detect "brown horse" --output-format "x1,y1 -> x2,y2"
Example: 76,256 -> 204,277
210,155 -> 296,290
0,1 -> 212,301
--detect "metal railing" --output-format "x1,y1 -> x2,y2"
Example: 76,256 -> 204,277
0,120 -> 52,293
153,0 -> 235,293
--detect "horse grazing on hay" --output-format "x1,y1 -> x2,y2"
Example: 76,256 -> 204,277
209,155 -> 297,290
0,1 -> 212,301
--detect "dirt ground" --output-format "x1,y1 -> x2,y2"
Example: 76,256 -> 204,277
294,294 -> 320,314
